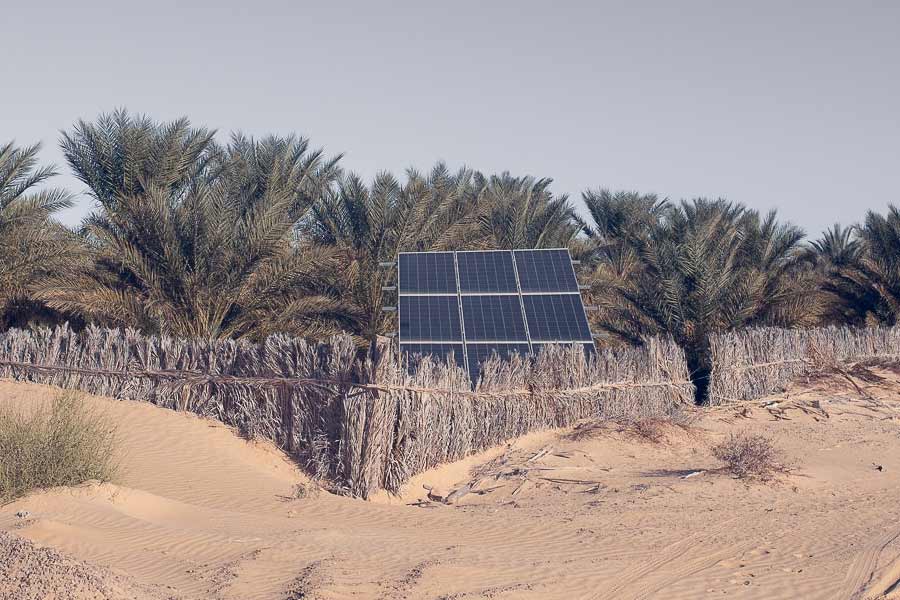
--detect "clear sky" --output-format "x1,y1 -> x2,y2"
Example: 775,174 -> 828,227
3,0 -> 898,237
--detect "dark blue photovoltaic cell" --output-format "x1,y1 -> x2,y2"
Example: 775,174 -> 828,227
523,294 -> 592,341
396,249 -> 595,384
532,342 -> 596,359
400,343 -> 465,370
461,295 -> 528,341
466,343 -> 531,382
456,251 -> 518,293
399,296 -> 462,341
514,249 -> 579,292
398,252 -> 458,293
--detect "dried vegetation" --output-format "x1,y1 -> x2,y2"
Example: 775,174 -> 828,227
0,392 -> 118,504
712,432 -> 785,480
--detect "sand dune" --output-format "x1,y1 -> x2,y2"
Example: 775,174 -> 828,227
2,372 -> 900,599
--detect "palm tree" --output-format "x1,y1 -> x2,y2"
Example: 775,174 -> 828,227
810,224 -> 861,268
303,163 -> 479,340
581,189 -> 671,244
472,173 -> 579,250
39,112 -> 354,340
305,165 -> 584,341
578,190 -> 671,323
60,110 -> 215,208
0,141 -> 79,328
817,207 -> 900,326
584,196 -> 815,401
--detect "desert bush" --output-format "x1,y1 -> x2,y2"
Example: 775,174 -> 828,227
712,432 -> 784,480
0,392 -> 119,503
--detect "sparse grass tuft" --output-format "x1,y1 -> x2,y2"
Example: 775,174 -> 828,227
712,432 -> 784,480
0,392 -> 119,504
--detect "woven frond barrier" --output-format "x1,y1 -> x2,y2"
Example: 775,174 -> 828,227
0,325 -> 693,498
0,324 -> 363,491
708,325 -> 900,405
370,338 -> 694,494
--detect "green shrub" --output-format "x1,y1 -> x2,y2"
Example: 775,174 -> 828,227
0,392 -> 119,503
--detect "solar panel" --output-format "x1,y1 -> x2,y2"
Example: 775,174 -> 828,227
465,343 -> 531,382
398,252 -> 458,293
396,248 -> 594,382
522,294 -> 592,341
462,295 -> 527,341
456,251 -> 518,293
514,249 -> 579,292
400,343 -> 465,370
399,296 -> 462,341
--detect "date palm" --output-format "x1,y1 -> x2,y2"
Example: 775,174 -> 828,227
60,110 -> 214,208
0,141 -> 78,327
810,224 -> 861,268
472,173 -> 579,250
578,190 -> 672,324
39,112 -> 354,340
304,163 -> 478,340
584,196 -> 815,401
818,207 -> 900,326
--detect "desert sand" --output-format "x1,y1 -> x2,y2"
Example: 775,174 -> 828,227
2,370 -> 900,600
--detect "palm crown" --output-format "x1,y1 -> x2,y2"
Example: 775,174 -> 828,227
38,112 -> 353,340
0,141 -> 76,315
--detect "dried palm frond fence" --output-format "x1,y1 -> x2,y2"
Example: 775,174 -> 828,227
708,325 -> 900,405
0,325 -> 693,497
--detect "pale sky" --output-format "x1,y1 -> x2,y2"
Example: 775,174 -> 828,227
3,0 -> 898,237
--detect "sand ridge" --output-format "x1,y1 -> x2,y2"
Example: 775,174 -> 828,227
2,373 -> 900,599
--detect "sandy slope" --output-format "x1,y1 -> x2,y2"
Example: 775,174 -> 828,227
2,371 -> 900,600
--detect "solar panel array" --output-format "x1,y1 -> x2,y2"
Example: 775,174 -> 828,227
397,249 -> 594,382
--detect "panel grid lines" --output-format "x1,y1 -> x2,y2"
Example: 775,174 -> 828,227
457,251 -> 518,293
461,295 -> 528,342
398,249 -> 594,381
452,251 -> 471,377
523,294 -> 593,342
514,249 -> 579,293
510,248 -> 533,355
398,251 -> 458,294
398,296 -> 462,342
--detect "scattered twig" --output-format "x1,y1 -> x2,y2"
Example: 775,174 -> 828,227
539,477 -> 606,486
526,445 -> 553,463
511,480 -> 530,496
